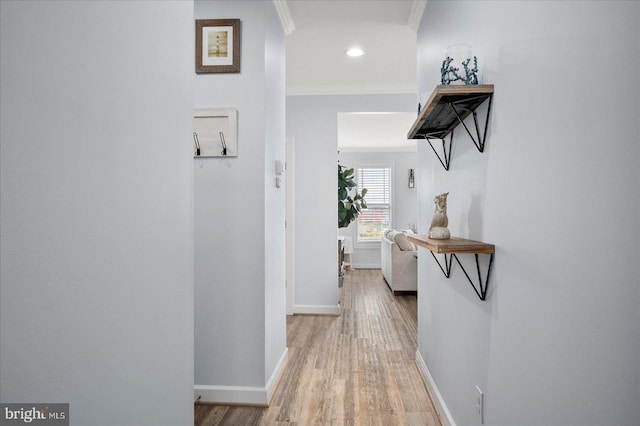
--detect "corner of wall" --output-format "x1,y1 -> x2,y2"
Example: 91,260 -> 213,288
194,347 -> 288,406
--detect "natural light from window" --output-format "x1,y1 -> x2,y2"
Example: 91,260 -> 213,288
356,165 -> 391,242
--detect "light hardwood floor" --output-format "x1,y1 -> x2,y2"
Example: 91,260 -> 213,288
195,269 -> 441,426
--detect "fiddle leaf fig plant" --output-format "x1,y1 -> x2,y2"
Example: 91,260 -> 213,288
338,164 -> 367,228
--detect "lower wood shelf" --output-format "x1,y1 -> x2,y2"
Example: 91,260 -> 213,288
407,235 -> 494,254
408,235 -> 495,301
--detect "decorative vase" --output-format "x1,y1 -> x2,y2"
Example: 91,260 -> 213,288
441,43 -> 479,85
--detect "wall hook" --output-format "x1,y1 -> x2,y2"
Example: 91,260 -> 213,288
193,132 -> 201,156
219,132 -> 227,156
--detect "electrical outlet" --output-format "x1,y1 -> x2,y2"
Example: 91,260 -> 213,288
475,386 -> 484,424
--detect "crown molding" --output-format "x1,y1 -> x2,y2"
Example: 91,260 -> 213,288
273,0 -> 295,35
407,0 -> 428,32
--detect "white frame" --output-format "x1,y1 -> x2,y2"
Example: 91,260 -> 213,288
193,108 -> 238,157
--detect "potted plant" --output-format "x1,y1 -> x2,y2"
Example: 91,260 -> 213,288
338,164 -> 367,228
338,165 -> 367,287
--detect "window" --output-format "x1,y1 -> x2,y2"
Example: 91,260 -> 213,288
356,165 -> 391,242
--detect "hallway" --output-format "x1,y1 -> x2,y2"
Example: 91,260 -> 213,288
195,269 -> 440,425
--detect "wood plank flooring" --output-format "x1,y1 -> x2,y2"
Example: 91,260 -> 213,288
195,269 -> 441,426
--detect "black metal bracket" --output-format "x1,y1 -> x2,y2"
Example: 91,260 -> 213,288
427,251 -> 494,301
429,252 -> 452,278
451,253 -> 494,301
449,94 -> 493,153
423,130 -> 453,171
417,94 -> 493,171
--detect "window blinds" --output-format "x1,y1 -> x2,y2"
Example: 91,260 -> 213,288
356,167 -> 391,241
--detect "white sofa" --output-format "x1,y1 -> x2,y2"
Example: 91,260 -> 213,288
381,230 -> 417,294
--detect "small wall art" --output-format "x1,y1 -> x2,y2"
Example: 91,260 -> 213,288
193,108 -> 238,157
195,19 -> 241,73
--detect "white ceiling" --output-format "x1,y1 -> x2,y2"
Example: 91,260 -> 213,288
279,0 -> 426,151
283,0 -> 425,96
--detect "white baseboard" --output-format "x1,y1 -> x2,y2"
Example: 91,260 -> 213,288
351,263 -> 381,269
293,304 -> 340,315
194,384 -> 269,406
266,348 -> 288,403
415,350 -> 456,426
194,348 -> 289,406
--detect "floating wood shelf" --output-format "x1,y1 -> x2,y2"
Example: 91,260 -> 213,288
407,84 -> 494,170
407,235 -> 494,254
408,235 -> 495,301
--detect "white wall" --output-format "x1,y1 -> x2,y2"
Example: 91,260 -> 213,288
0,1 -> 194,425
193,0 -> 287,404
338,151 -> 418,268
416,2 -> 640,425
287,94 -> 415,313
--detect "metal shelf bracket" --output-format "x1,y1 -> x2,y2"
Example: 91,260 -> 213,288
449,94 -> 493,153
451,253 -> 494,301
429,252 -> 453,278
423,130 -> 453,171
427,251 -> 494,301
417,94 -> 492,171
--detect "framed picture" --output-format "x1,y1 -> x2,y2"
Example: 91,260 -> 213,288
193,108 -> 238,157
195,19 -> 241,73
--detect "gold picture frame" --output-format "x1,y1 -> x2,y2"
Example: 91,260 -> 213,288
195,19 -> 241,74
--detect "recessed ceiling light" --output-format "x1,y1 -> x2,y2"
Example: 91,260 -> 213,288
346,47 -> 364,57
